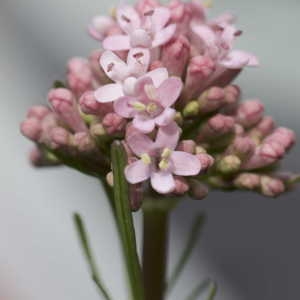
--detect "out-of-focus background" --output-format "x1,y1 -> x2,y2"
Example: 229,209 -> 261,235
0,0 -> 299,299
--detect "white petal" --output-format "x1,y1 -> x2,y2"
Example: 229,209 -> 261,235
127,48 -> 151,77
117,4 -> 141,34
171,151 -> 201,176
100,50 -> 129,82
151,171 -> 175,194
102,35 -> 131,51
155,122 -> 180,150
220,50 -> 259,69
133,115 -> 156,133
125,160 -> 151,184
143,68 -> 168,88
94,83 -> 124,103
152,24 -> 176,48
151,7 -> 171,33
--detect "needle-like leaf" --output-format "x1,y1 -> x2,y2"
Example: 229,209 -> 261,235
167,214 -> 206,293
73,213 -> 112,300
185,279 -> 217,300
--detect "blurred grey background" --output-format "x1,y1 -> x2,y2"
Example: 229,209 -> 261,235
0,0 -> 299,299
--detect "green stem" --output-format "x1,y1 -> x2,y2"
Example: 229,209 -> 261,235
142,204 -> 169,300
111,142 -> 144,300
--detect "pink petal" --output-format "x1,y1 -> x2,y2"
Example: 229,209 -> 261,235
152,24 -> 177,48
220,50 -> 259,69
171,151 -> 201,176
100,50 -> 129,82
114,96 -> 136,118
94,83 -> 124,103
130,29 -> 152,48
116,5 -> 141,34
143,68 -> 169,87
155,121 -> 180,150
102,35 -> 131,51
151,7 -> 171,33
125,160 -> 151,184
126,130 -> 154,156
127,48 -> 151,77
155,108 -> 176,126
133,114 -> 156,133
190,23 -> 216,49
151,171 -> 175,194
134,76 -> 154,99
157,77 -> 183,107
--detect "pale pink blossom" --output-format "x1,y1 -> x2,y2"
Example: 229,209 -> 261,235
88,16 -> 116,41
125,122 -> 201,194
114,75 -> 183,133
102,5 -> 176,51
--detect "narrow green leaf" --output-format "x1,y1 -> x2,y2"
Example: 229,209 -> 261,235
53,80 -> 66,88
73,213 -> 112,300
167,214 -> 206,293
111,141 -> 144,300
185,279 -> 217,300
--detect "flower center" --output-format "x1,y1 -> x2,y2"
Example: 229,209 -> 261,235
158,148 -> 172,170
141,153 -> 152,164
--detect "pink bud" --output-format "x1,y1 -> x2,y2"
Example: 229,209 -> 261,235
79,91 -> 112,116
264,127 -> 296,151
222,84 -> 241,114
103,113 -> 127,134
260,176 -> 285,197
183,55 -> 216,101
27,105 -> 51,120
177,140 -> 196,153
196,153 -> 214,172
29,147 -> 60,167
173,176 -> 189,195
20,118 -> 42,141
227,136 -> 256,160
234,173 -> 261,190
161,35 -> 190,77
50,127 -> 72,148
198,114 -> 235,142
88,50 -> 111,84
236,100 -> 264,128
250,116 -> 275,139
197,86 -> 226,114
73,132 -> 95,152
67,57 -> 93,96
48,88 -> 88,133
88,15 -> 115,41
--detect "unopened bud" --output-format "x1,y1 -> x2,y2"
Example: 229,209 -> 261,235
27,106 -> 51,120
103,113 -> 126,134
260,176 -> 285,197
236,100 -> 264,128
161,35 -> 190,77
50,127 -> 72,148
20,118 -> 42,141
217,155 -> 241,174
196,153 -> 214,172
106,171 -> 114,187
183,101 -> 200,117
177,140 -> 196,153
48,88 -> 88,133
88,50 -> 111,84
79,91 -> 112,116
173,176 -> 189,195
67,57 -> 93,96
234,173 -> 261,190
73,132 -> 95,152
197,87 -> 226,114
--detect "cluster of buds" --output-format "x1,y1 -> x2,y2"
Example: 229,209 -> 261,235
21,0 -> 298,210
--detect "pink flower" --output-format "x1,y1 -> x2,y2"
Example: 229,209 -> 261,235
114,75 -> 183,133
88,16 -> 116,41
102,5 -> 176,51
95,49 -> 159,103
125,122 -> 201,194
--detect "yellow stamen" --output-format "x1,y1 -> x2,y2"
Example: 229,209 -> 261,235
144,84 -> 157,100
132,101 -> 146,111
146,102 -> 158,114
159,159 -> 169,170
141,153 -> 151,165
161,148 -> 172,159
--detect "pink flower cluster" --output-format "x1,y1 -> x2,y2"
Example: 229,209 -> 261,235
20,0 -> 298,205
